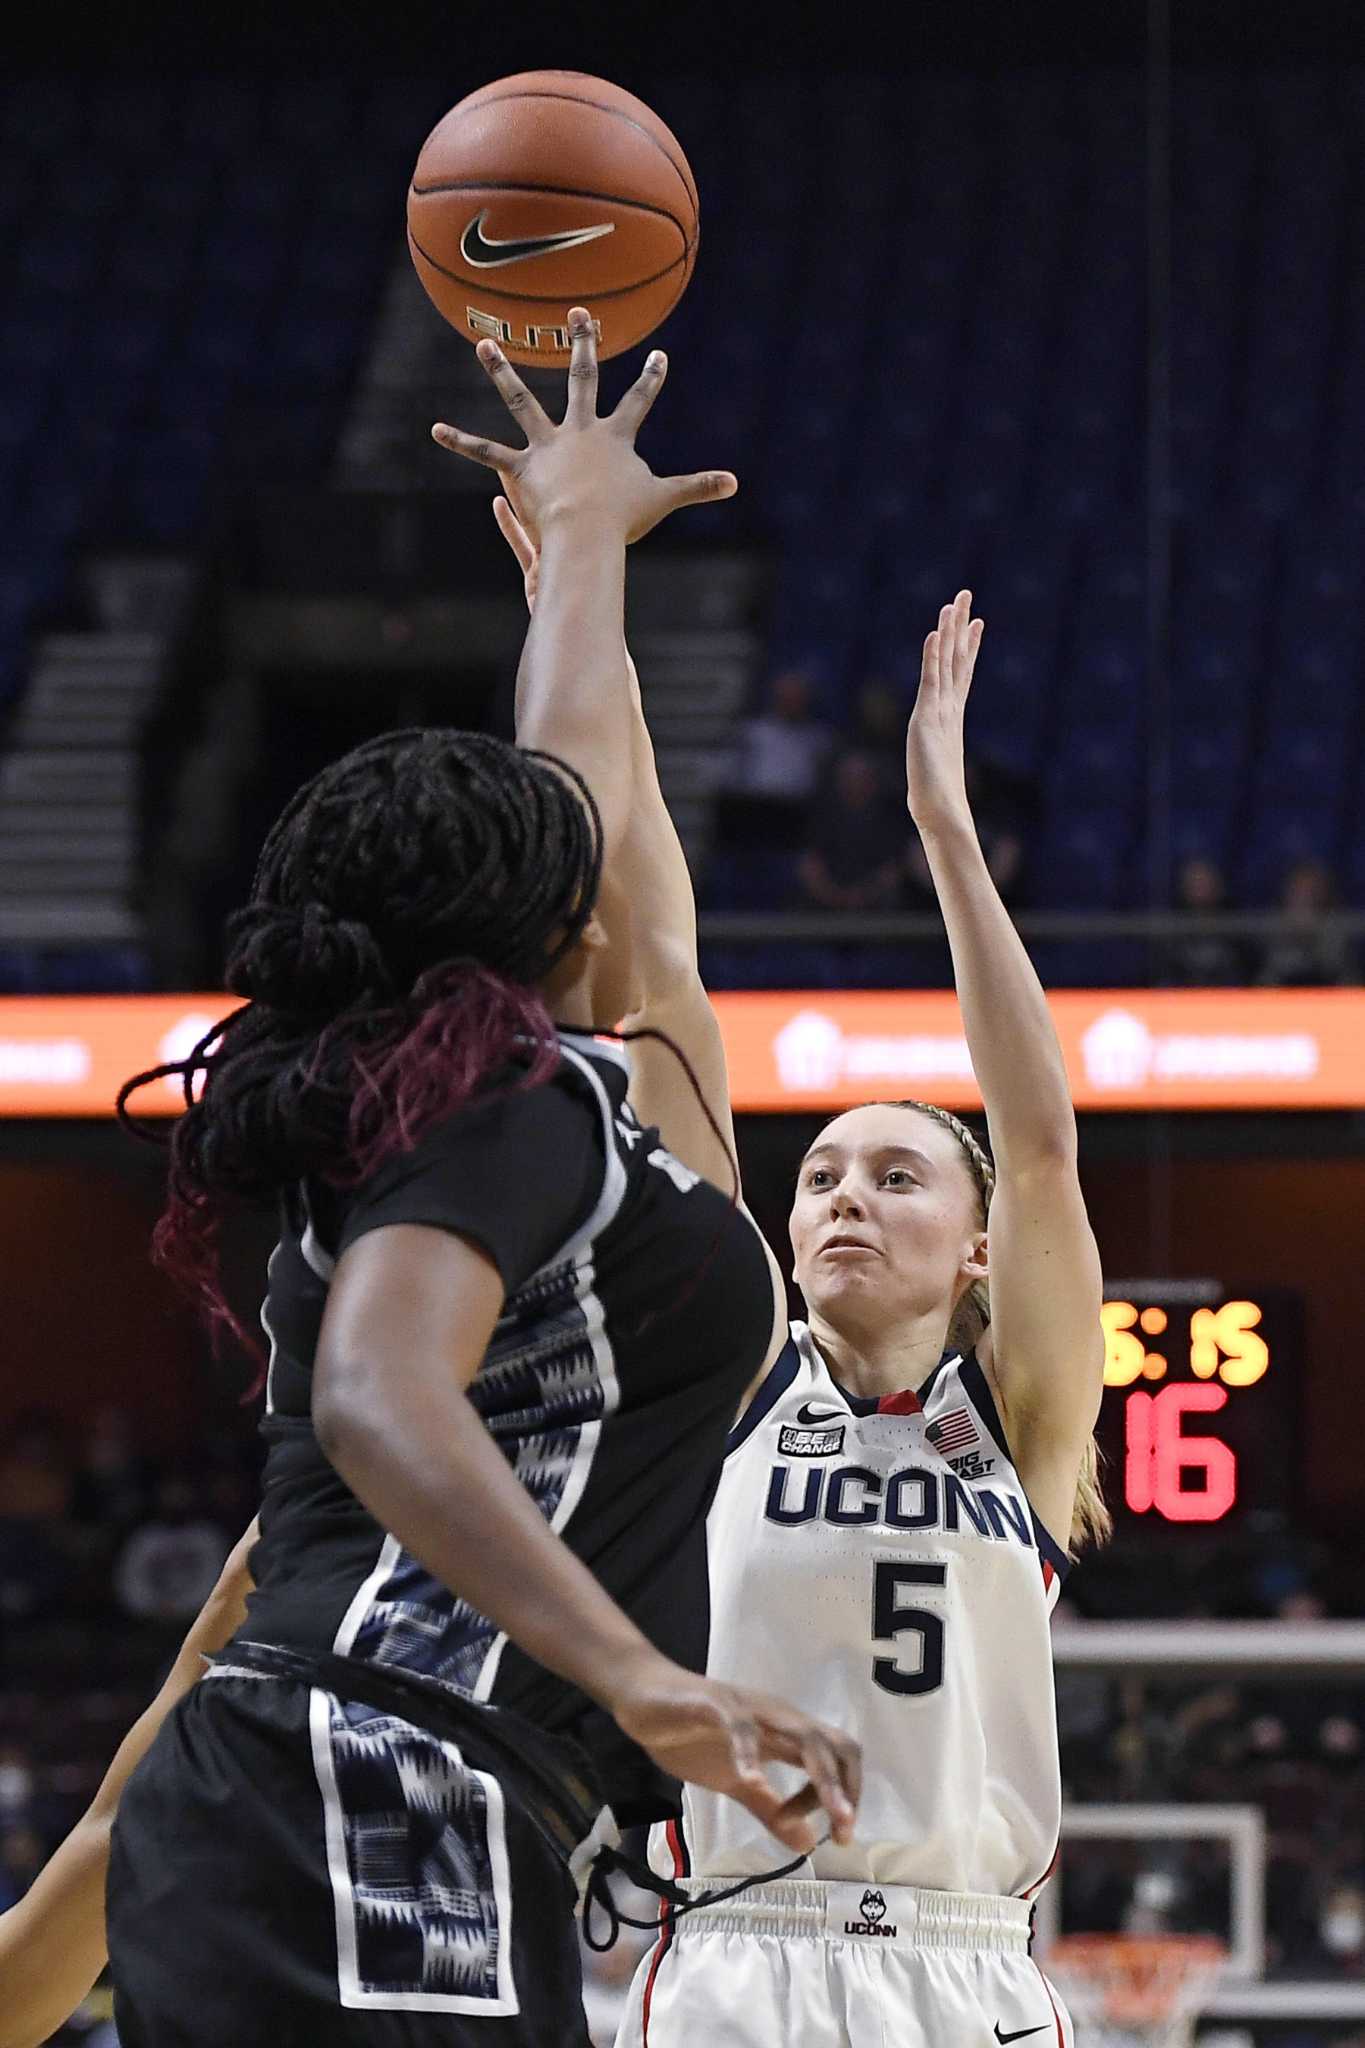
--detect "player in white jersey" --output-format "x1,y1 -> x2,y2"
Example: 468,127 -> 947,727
598,586 -> 1108,2047
440,358 -> 1109,2044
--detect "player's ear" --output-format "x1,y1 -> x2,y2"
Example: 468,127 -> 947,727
964,1231 -> 989,1284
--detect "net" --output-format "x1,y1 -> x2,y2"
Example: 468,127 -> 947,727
1046,1935 -> 1226,2048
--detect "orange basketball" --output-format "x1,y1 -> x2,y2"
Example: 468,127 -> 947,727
406,71 -> 699,368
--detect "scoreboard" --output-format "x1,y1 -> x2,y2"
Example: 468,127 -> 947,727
1096,1283 -> 1302,1527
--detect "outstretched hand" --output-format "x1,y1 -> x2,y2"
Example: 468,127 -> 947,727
433,307 -> 738,544
906,588 -> 985,834
612,1665 -> 862,1856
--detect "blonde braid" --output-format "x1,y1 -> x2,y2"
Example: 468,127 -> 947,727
886,1101 -> 1111,1556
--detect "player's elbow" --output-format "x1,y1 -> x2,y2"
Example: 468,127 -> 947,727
311,1359 -> 382,1468
997,1122 -> 1079,1182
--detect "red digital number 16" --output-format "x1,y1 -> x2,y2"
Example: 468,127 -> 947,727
1124,1383 -> 1237,1522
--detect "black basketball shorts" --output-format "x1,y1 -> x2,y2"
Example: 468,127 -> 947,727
107,1671 -> 592,2047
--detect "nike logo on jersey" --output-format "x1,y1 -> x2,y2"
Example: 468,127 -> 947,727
994,2026 -> 1048,2043
796,1402 -> 844,1424
459,209 -> 616,268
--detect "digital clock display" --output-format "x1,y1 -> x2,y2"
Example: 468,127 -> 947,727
1095,1284 -> 1301,1526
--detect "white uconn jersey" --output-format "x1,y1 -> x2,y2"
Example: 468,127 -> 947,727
655,1323 -> 1070,1897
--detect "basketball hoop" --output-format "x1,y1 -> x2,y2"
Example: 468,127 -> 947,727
1046,1935 -> 1226,2048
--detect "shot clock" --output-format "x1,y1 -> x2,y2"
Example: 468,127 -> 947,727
1096,1283 -> 1301,1527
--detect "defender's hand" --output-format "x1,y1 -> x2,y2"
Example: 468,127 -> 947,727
610,1662 -> 861,1855
433,307 -> 737,543
906,588 -> 985,835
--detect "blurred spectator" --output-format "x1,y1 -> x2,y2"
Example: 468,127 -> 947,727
906,755 -> 1030,910
70,1406 -> 151,1537
727,667 -> 834,801
0,1743 -> 36,1833
1318,1714 -> 1363,1777
1315,1884 -> 1365,1977
0,1411 -> 77,1621
848,675 -> 906,795
113,1475 -> 231,1624
0,1410 -> 74,1521
797,749 -> 908,911
1161,856 -> 1250,986
1258,859 -> 1359,987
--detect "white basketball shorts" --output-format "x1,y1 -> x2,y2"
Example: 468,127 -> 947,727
614,1878 -> 1074,2048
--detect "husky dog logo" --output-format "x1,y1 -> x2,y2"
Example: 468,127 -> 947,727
843,1884 -> 897,1937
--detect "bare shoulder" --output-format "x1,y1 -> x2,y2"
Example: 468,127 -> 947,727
733,1213 -> 791,1422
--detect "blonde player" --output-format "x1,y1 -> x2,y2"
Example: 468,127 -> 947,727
608,583 -> 1109,2046
446,316 -> 1108,2042
474,360 -> 1108,2039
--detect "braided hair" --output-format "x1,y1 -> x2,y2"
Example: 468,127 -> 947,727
841,1100 -> 1111,1555
118,729 -> 603,1366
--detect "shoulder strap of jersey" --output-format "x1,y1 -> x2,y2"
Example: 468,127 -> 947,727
725,1328 -> 802,1457
955,1350 -> 1013,1463
955,1350 -> 1074,1583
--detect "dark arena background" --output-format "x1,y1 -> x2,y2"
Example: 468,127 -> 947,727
2,2 -> 1364,2043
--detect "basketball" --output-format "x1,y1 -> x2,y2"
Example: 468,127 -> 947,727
406,71 -> 699,368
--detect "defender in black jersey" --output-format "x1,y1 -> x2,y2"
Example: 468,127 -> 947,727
111,1032 -> 779,2041
105,327 -> 859,2048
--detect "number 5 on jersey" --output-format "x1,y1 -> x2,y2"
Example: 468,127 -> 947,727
872,1561 -> 948,1696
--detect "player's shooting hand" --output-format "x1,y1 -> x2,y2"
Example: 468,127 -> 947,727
432,307 -> 737,543
610,1664 -> 861,1855
905,588 -> 984,835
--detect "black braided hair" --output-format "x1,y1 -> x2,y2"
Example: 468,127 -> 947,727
118,729 -> 602,1364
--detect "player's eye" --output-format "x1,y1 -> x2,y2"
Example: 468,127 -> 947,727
883,1169 -> 917,1188
806,1168 -> 833,1188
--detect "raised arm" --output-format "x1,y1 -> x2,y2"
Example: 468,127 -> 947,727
433,311 -> 735,871
0,1520 -> 257,2048
907,592 -> 1106,1545
485,410 -> 744,1198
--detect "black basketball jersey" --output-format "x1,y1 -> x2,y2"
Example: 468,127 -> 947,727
233,1028 -> 774,1823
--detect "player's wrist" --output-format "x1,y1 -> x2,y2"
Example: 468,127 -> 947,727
910,802 -> 976,848
596,1645 -> 687,1722
535,502 -> 631,545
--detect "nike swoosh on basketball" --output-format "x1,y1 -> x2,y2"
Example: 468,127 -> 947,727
796,1403 -> 843,1424
459,209 -> 616,268
994,2025 -> 1049,2044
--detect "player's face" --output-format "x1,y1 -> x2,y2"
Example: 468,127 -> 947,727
788,1105 -> 986,1333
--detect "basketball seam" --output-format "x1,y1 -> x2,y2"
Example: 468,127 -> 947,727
428,87 -> 697,217
409,178 -> 694,255
407,229 -> 695,308
405,226 -> 695,309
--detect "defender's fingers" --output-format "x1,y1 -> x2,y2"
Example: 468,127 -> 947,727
801,1732 -> 858,1842
498,468 -> 535,534
431,423 -> 523,473
659,470 -> 739,514
474,340 -> 553,440
491,499 -> 532,589
565,307 -> 599,422
493,495 -> 535,577
734,1778 -> 818,1855
613,349 -> 668,436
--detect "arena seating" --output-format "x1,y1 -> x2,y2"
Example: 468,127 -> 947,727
0,68 -> 1362,991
